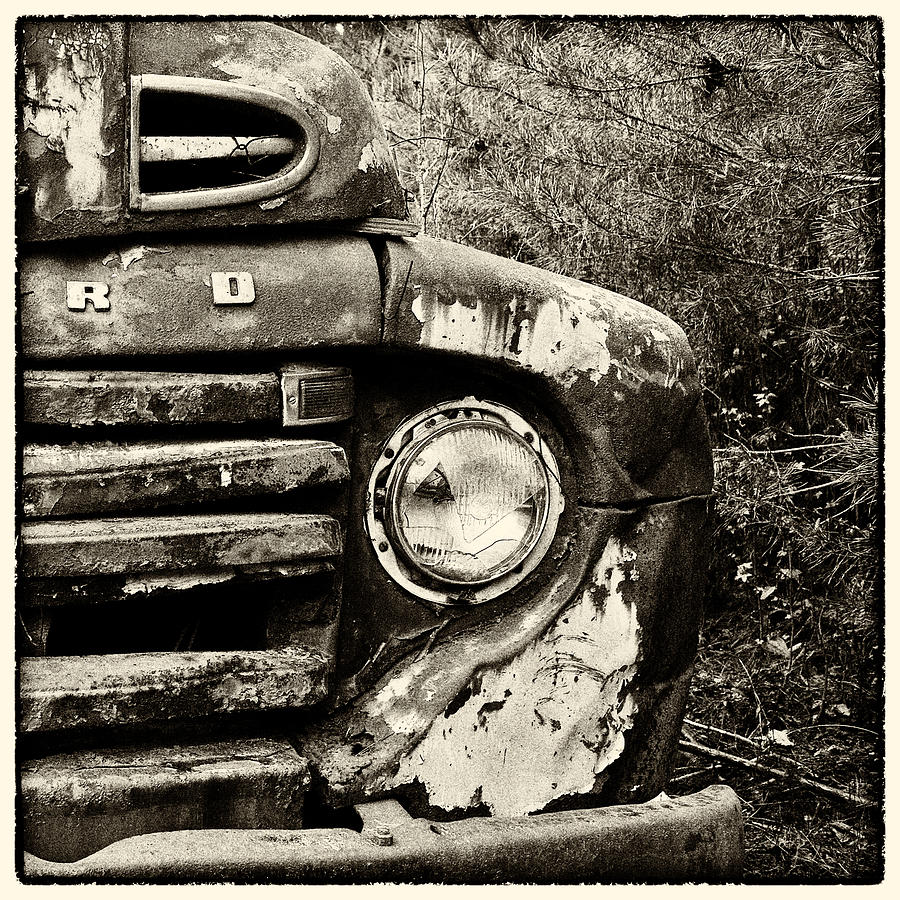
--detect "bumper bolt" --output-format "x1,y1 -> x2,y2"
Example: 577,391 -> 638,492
373,824 -> 393,846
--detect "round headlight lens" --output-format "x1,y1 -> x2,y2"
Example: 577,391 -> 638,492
367,399 -> 564,605
386,420 -> 549,584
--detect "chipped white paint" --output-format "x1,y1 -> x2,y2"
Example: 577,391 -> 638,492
209,57 -> 316,108
121,246 -> 167,271
366,669 -> 426,732
100,246 -> 169,270
362,573 -> 579,740
326,115 -> 343,134
23,28 -> 118,218
357,141 -> 377,172
410,295 -> 425,323
413,292 -> 611,388
611,354 -> 683,391
393,538 -> 641,815
259,196 -> 287,210
650,328 -> 671,342
219,464 -> 233,488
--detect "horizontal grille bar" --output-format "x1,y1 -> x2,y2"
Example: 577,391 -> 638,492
22,560 -> 334,610
20,648 -> 330,733
21,512 -> 342,579
23,438 -> 348,518
23,370 -> 281,427
22,737 -> 309,863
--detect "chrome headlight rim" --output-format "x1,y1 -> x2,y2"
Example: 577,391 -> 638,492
366,397 -> 565,606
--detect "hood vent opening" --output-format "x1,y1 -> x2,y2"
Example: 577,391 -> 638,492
138,90 -> 304,194
130,74 -> 320,212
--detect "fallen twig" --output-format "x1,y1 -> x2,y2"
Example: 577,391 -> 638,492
683,717 -> 762,749
678,739 -> 873,807
668,764 -> 716,785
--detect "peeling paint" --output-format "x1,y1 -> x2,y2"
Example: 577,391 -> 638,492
259,196 -> 288,210
207,55 -> 326,117
358,141 -> 377,172
611,352 -> 684,391
413,291 -> 611,388
101,246 -> 169,271
392,538 -> 640,815
325,115 -> 342,134
22,25 -> 121,221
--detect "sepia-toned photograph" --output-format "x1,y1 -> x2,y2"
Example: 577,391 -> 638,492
13,13 -> 884,884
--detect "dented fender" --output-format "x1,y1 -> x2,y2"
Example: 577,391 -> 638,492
295,237 -> 715,816
300,497 -> 710,816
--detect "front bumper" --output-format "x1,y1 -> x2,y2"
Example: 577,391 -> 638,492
24,784 -> 743,883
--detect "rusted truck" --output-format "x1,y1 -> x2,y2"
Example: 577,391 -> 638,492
16,18 -> 743,882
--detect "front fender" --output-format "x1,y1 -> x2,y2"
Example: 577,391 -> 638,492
381,235 -> 712,505
297,236 -> 715,816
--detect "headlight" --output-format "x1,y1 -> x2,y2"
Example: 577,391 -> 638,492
367,398 -> 564,605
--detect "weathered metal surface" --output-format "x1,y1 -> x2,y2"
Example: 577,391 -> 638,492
22,738 -> 309,863
17,21 -> 127,242
19,648 -> 330,733
19,234 -> 380,361
22,561 -> 334,610
280,365 -> 354,427
21,512 -> 341,579
130,73 -> 322,214
126,21 -> 406,231
382,236 -> 713,505
18,20 -> 408,242
22,438 -> 348,518
23,370 -> 281,427
299,497 -> 708,816
22,785 -> 744,883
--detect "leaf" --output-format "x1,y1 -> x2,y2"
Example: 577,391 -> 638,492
758,585 -> 777,600
765,636 -> 791,658
768,728 -> 794,747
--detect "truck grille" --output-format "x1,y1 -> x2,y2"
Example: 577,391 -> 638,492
18,366 -> 352,735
